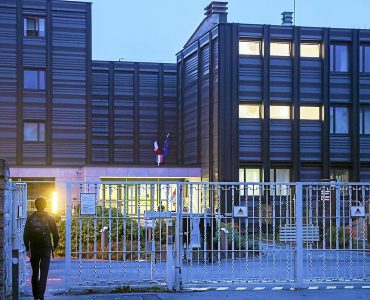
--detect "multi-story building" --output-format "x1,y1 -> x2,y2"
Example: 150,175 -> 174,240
1,0 -> 370,206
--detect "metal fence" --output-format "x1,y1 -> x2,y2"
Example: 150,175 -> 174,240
13,181 -> 370,293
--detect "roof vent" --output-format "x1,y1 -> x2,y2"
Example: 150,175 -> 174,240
205,1 -> 228,22
281,11 -> 293,26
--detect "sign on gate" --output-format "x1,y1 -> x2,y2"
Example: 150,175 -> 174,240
351,206 -> 365,217
80,193 -> 96,215
233,206 -> 248,218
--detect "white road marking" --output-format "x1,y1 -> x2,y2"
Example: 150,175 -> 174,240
235,287 -> 247,291
308,286 -> 319,290
272,287 -> 284,290
254,287 -> 266,291
344,286 -> 354,289
326,286 -> 336,289
216,287 -> 229,291
362,286 -> 370,289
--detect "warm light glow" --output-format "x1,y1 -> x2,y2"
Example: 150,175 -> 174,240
300,106 -> 320,120
270,42 -> 291,56
52,192 -> 58,214
301,43 -> 321,58
239,41 -> 261,55
270,106 -> 291,119
239,104 -> 260,118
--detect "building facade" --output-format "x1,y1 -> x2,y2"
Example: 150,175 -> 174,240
1,0 -> 370,193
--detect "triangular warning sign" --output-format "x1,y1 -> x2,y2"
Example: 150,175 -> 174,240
356,208 -> 361,215
238,208 -> 244,215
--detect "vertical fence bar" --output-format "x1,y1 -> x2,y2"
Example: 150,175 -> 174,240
65,182 -> 72,291
174,183 -> 183,291
295,182 -> 304,288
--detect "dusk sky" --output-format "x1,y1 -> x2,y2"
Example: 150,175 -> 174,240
69,0 -> 370,63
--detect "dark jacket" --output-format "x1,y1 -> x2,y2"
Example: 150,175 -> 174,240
23,211 -> 59,252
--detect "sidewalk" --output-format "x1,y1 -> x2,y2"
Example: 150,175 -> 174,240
20,288 -> 370,300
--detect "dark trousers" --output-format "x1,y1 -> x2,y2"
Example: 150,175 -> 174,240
30,248 -> 51,299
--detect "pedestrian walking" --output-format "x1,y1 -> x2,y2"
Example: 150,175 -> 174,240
23,196 -> 59,300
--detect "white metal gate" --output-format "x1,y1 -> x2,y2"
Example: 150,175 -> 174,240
11,181 -> 370,294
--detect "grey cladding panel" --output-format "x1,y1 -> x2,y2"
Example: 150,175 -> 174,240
51,6 -> 87,166
360,76 -> 370,103
270,120 -> 292,161
300,59 -> 322,104
330,75 -> 351,104
0,4 -> 17,164
360,136 -> 370,162
183,52 -> 199,165
239,119 -> 262,161
301,166 -> 322,181
300,121 -> 322,161
92,66 -> 109,163
239,56 -> 262,101
330,136 -> 351,162
270,58 -> 293,102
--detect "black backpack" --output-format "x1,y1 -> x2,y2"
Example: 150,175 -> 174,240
29,213 -> 51,247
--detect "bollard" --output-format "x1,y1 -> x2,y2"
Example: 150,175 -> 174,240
12,249 -> 19,300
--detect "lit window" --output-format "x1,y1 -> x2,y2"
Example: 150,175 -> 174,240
330,44 -> 349,72
300,43 -> 320,58
24,16 -> 45,37
239,168 -> 261,196
330,106 -> 349,134
270,106 -> 290,119
270,169 -> 290,195
270,42 -> 291,57
24,122 -> 45,142
24,69 -> 45,90
300,107 -> 320,120
360,45 -> 370,73
239,104 -> 260,118
239,41 -> 261,55
330,168 -> 349,182
360,106 -> 370,134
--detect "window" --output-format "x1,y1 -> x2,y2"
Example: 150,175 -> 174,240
360,45 -> 370,73
24,16 -> 45,37
239,41 -> 261,55
270,42 -> 291,56
270,106 -> 290,119
360,106 -> 370,134
24,69 -> 45,90
300,106 -> 321,120
330,44 -> 349,72
239,104 -> 260,118
239,168 -> 262,196
330,168 -> 349,182
24,122 -> 45,142
300,43 -> 320,58
270,169 -> 290,195
330,106 -> 349,134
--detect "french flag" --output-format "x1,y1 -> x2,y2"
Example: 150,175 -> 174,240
154,141 -> 161,155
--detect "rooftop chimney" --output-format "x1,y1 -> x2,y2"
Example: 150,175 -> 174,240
281,11 -> 293,26
204,1 -> 228,23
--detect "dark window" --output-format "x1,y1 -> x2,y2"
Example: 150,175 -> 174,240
330,106 -> 349,134
360,45 -> 370,73
330,168 -> 349,182
24,122 -> 45,142
24,16 -> 45,37
330,44 -> 349,72
360,106 -> 370,134
24,69 -> 45,90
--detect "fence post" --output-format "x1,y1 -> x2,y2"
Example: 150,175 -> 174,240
295,182 -> 304,288
65,183 -> 72,292
174,183 -> 183,291
0,159 -> 10,299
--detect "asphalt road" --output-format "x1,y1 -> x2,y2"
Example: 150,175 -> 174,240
20,289 -> 370,300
